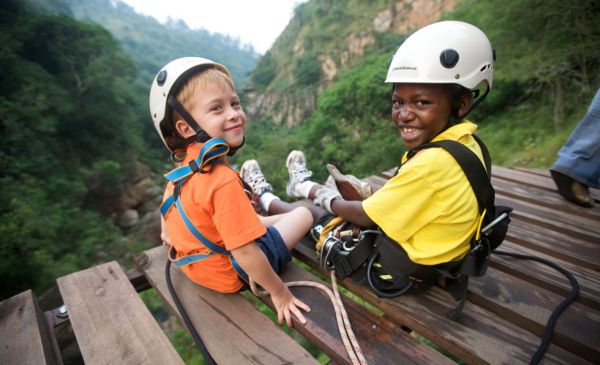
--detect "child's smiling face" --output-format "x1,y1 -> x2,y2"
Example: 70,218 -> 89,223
172,79 -> 246,149
187,80 -> 246,148
391,83 -> 454,149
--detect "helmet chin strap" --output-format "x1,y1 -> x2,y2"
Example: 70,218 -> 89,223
434,85 -> 489,141
227,137 -> 245,156
167,95 -> 212,143
462,86 -> 489,120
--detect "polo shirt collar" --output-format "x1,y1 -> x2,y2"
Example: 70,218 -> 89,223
432,120 -> 478,142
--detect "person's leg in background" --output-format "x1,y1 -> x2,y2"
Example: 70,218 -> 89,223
550,88 -> 600,207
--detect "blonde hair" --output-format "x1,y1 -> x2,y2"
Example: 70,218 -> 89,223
161,66 -> 236,149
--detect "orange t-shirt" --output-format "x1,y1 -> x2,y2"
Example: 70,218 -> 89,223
162,143 -> 266,293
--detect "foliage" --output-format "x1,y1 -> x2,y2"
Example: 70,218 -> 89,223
0,1 -> 141,299
252,51 -> 278,90
27,0 -> 258,86
293,53 -> 322,87
446,0 -> 600,130
297,52 -> 400,181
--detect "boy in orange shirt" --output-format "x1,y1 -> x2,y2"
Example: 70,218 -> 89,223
149,57 -> 311,327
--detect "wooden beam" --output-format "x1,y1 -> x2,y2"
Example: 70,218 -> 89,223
57,261 -> 184,365
0,290 -> 62,365
137,245 -> 319,365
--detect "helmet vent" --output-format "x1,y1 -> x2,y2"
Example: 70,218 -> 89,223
157,70 -> 167,86
440,49 -> 459,69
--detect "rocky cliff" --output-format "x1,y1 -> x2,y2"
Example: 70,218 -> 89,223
244,0 -> 457,127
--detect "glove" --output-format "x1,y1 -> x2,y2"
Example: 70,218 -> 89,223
326,164 -> 372,201
314,185 -> 342,214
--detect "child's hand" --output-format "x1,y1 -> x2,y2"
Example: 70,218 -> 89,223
270,284 -> 310,327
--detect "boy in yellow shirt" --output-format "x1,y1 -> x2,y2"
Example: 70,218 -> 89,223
241,21 -> 496,300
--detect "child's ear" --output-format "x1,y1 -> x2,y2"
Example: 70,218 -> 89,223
458,92 -> 474,118
174,119 -> 196,138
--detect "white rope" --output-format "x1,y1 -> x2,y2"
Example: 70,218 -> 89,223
250,274 -> 367,365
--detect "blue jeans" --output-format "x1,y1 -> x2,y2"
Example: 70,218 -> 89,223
551,89 -> 600,188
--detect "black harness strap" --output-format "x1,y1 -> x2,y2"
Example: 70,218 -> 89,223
412,139 -> 494,217
335,233 -> 376,279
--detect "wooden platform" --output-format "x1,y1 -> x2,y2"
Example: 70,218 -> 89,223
1,166 -> 598,364
294,166 -> 600,365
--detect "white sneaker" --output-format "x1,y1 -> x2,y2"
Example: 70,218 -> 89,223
240,159 -> 273,196
286,150 -> 313,198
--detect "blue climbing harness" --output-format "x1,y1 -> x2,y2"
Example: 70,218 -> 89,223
160,138 -> 249,282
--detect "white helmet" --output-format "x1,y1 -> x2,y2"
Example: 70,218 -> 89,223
385,21 -> 494,91
149,57 -> 232,151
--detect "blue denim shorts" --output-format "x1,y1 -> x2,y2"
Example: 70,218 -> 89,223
237,226 -> 291,291
256,226 -> 291,273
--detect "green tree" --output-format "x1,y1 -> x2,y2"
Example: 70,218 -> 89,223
297,52 -> 399,180
448,0 -> 600,130
293,54 -> 322,87
0,1 -> 143,299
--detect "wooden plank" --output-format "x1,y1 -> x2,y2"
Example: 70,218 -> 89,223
512,167 -> 552,178
491,177 -> 600,221
57,261 -> 184,365
491,240 -> 600,310
267,262 -> 455,365
293,239 -> 593,365
0,290 -> 62,365
500,166 -> 600,202
137,245 -> 319,365
468,267 -> 600,363
494,166 -> 560,192
506,219 -> 600,272
493,194 -> 599,241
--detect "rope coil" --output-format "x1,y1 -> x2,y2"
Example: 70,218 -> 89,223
250,272 -> 367,365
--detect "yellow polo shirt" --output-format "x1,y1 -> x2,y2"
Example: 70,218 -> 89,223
362,121 -> 484,265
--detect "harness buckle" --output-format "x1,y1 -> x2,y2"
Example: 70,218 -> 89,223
173,184 -> 182,201
189,160 -> 199,173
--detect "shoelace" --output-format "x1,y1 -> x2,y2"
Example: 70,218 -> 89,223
291,162 -> 312,181
247,171 -> 271,193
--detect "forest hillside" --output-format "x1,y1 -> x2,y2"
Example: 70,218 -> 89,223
28,0 -> 259,85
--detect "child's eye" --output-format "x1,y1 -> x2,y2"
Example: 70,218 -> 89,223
392,100 -> 402,109
211,105 -> 222,112
415,100 -> 430,107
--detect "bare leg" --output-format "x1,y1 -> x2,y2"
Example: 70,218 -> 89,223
268,193 -> 327,222
271,206 -> 313,251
